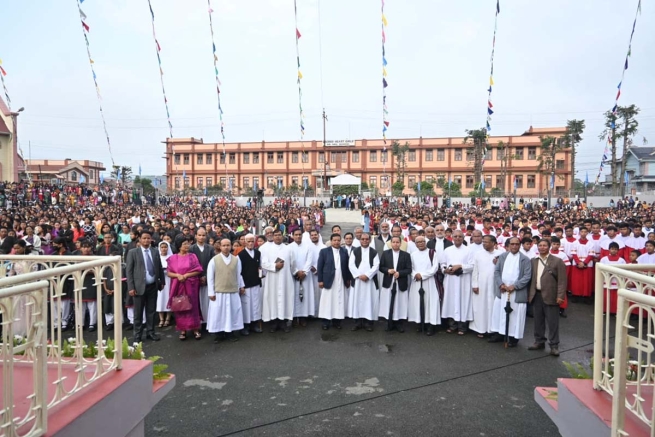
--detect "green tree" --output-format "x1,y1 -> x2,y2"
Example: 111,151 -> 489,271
359,181 -> 369,190
436,178 -> 462,197
561,119 -> 586,184
392,180 -> 405,196
391,141 -> 411,185
133,176 -> 155,195
463,128 -> 487,185
615,105 -> 641,197
413,180 -> 435,196
332,185 -> 359,196
111,165 -> 133,185
537,136 -> 568,205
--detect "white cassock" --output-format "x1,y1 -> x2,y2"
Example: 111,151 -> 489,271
261,243 -> 295,321
310,241 -> 325,315
441,245 -> 474,322
469,243 -> 483,256
240,248 -> 262,324
289,241 -> 316,317
378,250 -> 409,321
490,252 -> 527,339
408,249 -> 441,325
318,248 -> 348,320
469,249 -> 503,334
347,247 -> 380,321
343,245 -> 355,316
206,254 -> 245,333
302,231 -> 323,247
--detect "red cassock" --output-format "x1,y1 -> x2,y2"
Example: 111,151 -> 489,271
600,255 -> 625,314
570,238 -> 595,297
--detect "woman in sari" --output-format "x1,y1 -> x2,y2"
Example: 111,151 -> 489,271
156,241 -> 173,328
166,238 -> 204,340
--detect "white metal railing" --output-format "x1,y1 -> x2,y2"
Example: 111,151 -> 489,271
593,263 -> 655,436
0,255 -> 123,437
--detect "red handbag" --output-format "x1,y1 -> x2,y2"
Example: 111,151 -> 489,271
171,294 -> 192,312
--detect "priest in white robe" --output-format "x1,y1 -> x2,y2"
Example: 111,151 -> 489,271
408,236 -> 441,335
470,235 -> 504,337
348,233 -> 379,331
490,237 -> 532,346
309,229 -> 325,315
289,229 -> 316,324
261,229 -> 295,333
441,230 -> 474,334
207,238 -> 245,343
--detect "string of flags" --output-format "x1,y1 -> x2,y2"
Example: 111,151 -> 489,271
381,0 -> 389,184
75,0 -> 115,167
293,0 -> 307,184
206,0 -> 229,189
147,0 -> 173,140
594,0 -> 642,186
483,0 -> 500,168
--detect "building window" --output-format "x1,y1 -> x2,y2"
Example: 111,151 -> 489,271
454,175 -> 462,186
302,176 -> 309,188
369,176 -> 377,187
515,147 -> 524,160
408,175 -> 416,187
197,154 -> 203,165
426,175 -> 434,183
277,152 -> 284,163
497,148 -> 505,161
267,176 -> 274,188
331,152 -> 337,163
465,175 -> 474,189
292,176 -> 299,186
353,151 -> 359,163
184,177 -> 189,187
380,175 -> 389,189
206,153 -> 213,164
229,153 -> 236,164
485,148 -> 493,160
90,169 -> 95,179
292,152 -> 299,163
174,154 -> 180,165
426,149 -> 433,161
317,152 -> 324,163
341,153 -> 347,163
381,151 -> 388,163
206,177 -> 212,187
71,171 -> 77,182
175,177 -> 180,188
454,149 -> 462,161
527,175 -> 536,188
240,177 -> 248,188
408,151 -> 416,162
485,175 -> 492,188
556,160 -> 565,169
220,177 -> 227,187
466,150 -> 474,161
197,177 -> 203,188
253,152 -> 260,164
370,151 -> 377,162
437,149 -> 445,161
528,147 -> 537,160
496,175 -> 504,189
515,175 -> 523,188
229,177 -> 236,189
253,177 -> 259,189
183,154 -> 190,165
220,153 -> 226,164
276,176 -> 284,188
302,152 -> 309,163
267,152 -> 274,164
243,153 -> 250,164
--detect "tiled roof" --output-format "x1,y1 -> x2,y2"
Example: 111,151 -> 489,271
630,147 -> 655,160
0,95 -> 9,117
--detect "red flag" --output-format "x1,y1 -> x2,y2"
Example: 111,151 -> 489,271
488,100 -> 493,108
0,66 -> 6,76
156,40 -> 161,52
384,121 -> 389,127
296,28 -> 301,39
616,89 -> 621,100
82,21 -> 90,32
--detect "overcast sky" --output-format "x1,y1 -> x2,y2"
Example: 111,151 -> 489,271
2,0 -> 654,179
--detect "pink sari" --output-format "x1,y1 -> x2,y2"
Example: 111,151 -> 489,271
166,253 -> 204,331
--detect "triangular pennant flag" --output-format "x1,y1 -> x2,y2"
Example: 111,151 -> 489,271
384,121 -> 389,127
382,14 -> 388,26
487,86 -> 492,93
383,57 -> 387,67
298,70 -> 303,79
82,21 -> 90,32
488,100 -> 493,108
157,40 -> 162,52
486,122 -> 491,131
383,67 -> 387,76
383,78 -> 388,88
616,89 -> 621,100
0,66 -> 6,76
489,76 -> 494,86
617,80 -> 622,89
496,0 -> 500,14
79,9 -> 87,20
296,28 -> 301,39
487,108 -> 494,115
624,57 -> 629,70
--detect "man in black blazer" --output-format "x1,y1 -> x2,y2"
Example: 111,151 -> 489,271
317,233 -> 353,329
427,224 -> 453,253
126,229 -> 166,343
379,236 -> 413,332
0,226 -> 16,254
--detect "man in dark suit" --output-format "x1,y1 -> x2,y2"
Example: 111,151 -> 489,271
317,233 -> 353,329
126,229 -> 166,343
95,232 -> 122,256
379,236 -> 413,332
0,226 -> 16,254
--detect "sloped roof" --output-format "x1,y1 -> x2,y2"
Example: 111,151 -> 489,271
0,115 -> 9,136
629,147 -> 655,161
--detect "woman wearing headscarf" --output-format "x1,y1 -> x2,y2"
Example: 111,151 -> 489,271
157,241 -> 173,327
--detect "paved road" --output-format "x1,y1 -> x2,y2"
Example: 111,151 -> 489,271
141,213 -> 588,436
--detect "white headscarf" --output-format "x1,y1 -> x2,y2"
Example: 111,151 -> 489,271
159,241 -> 173,269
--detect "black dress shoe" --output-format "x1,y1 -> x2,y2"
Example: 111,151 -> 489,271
397,324 -> 405,333
488,334 -> 503,343
426,326 -> 435,336
559,309 -> 568,318
269,322 -> 280,333
333,323 -> 342,330
322,324 -> 329,330
213,335 -> 221,344
252,324 -> 263,333
125,324 -> 134,331
227,333 -> 239,342
351,324 -> 362,331
365,323 -> 373,332
241,328 -> 250,336
146,334 -> 160,341
88,325 -> 96,332
283,325 -> 291,333
106,324 -> 114,331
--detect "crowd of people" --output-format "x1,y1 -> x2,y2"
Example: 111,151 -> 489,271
2,181 -> 654,354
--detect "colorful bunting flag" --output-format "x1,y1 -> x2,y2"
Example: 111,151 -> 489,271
482,0 -> 500,172
75,0 -> 115,167
594,0 -> 643,186
147,0 -> 173,141
381,0 -> 389,184
293,0 -> 308,185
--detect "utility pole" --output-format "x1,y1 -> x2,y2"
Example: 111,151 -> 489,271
323,109 -> 328,198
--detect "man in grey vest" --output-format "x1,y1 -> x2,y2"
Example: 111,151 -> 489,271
206,238 -> 245,343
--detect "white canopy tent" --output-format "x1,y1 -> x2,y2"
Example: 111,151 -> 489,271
329,173 -> 362,186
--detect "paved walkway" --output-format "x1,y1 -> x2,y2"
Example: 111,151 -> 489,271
321,208 -> 362,240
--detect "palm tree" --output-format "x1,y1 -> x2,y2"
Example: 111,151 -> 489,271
616,105 -> 640,197
391,140 -> 410,189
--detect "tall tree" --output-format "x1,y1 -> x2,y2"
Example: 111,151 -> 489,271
391,140 -> 410,188
561,119 -> 586,189
616,105 -> 641,197
537,136 -> 568,203
111,165 -> 133,185
599,111 -> 619,195
463,128 -> 487,185
133,176 -> 155,195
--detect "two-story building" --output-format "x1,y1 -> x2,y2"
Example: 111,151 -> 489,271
0,96 -> 25,182
24,159 -> 106,185
621,146 -> 655,193
163,126 -> 573,196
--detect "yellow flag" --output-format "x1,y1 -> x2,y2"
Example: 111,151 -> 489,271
490,76 -> 494,86
0,59 -> 3,65
298,70 -> 303,79
382,14 -> 388,26
90,59 -> 94,64
383,67 -> 387,77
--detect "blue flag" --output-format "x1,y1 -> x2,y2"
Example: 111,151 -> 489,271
417,181 -> 421,191
229,178 -> 233,190
304,179 -> 308,190
139,164 -> 142,176
550,174 -> 555,190
100,173 -> 104,184
278,179 -> 282,189
204,187 -> 207,195
585,171 -> 588,187
116,168 -> 121,179
513,177 -> 517,190
183,170 -> 186,179
254,180 -> 258,192
481,180 -> 485,190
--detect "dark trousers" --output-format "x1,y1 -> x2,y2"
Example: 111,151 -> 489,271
448,319 -> 468,332
533,291 -> 560,347
133,282 -> 158,341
